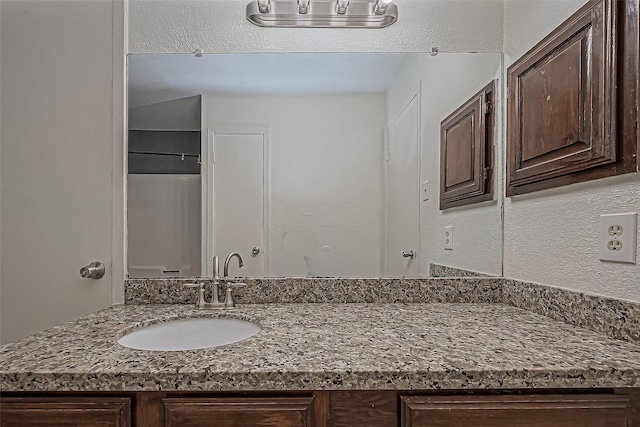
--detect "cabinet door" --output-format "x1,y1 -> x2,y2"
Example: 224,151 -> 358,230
506,0 -> 620,195
401,395 -> 629,427
0,397 -> 131,427
329,391 -> 398,427
163,397 -> 314,427
440,81 -> 495,210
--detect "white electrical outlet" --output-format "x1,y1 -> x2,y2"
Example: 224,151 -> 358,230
444,226 -> 453,250
598,213 -> 637,263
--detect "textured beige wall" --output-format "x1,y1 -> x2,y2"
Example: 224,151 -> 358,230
502,0 -> 640,302
128,0 -> 504,54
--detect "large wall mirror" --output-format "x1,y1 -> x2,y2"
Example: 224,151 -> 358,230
127,52 -> 504,279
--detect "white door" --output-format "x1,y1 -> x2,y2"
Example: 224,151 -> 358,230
385,96 -> 420,277
0,1 -> 121,343
212,132 -> 266,277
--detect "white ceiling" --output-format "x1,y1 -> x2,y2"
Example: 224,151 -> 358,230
128,53 -> 409,108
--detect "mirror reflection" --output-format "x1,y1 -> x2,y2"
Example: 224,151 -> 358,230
127,53 -> 503,279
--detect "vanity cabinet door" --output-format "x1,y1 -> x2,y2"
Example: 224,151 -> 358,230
401,395 -> 630,427
0,397 -> 131,427
163,397 -> 314,427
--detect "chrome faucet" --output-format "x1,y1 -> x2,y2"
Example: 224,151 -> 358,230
222,252 -> 246,308
184,253 -> 246,309
224,252 -> 244,278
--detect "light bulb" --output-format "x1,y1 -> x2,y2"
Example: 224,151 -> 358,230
298,0 -> 310,14
257,0 -> 270,13
336,0 -> 349,14
374,0 -> 392,15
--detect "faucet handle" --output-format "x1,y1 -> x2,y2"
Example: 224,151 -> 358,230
228,282 -> 247,289
224,283 -> 247,308
184,282 -> 206,308
183,283 -> 204,288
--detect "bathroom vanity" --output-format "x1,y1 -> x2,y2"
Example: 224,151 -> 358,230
3,390 -> 637,427
2,278 -> 640,427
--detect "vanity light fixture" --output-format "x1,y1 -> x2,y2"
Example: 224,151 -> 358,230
246,0 -> 398,28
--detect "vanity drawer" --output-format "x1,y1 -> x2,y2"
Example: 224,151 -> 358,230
0,397 -> 131,427
163,396 -> 314,427
401,394 -> 630,427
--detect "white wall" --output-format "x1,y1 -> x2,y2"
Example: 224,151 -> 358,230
128,175 -> 201,278
204,94 -> 385,277
128,0 -> 504,54
503,0 -> 640,302
386,54 -> 503,276
129,96 -> 201,130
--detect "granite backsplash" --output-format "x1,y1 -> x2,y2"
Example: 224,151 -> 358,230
125,276 -> 640,344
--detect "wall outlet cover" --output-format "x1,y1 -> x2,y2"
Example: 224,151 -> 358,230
598,212 -> 637,263
444,225 -> 453,250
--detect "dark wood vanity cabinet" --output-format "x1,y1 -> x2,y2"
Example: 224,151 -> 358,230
506,0 -> 639,196
440,81 -> 495,209
0,397 -> 131,427
1,391 -> 638,427
401,395 -> 632,427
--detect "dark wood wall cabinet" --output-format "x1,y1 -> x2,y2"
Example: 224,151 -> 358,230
440,81 -> 495,209
1,389 -> 639,427
507,0 -> 639,196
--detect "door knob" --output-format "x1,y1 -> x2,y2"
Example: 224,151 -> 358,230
402,250 -> 415,259
80,262 -> 105,279
252,247 -> 260,256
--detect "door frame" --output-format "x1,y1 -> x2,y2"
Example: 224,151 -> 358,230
112,0 -> 127,303
202,124 -> 270,277
383,82 -> 422,277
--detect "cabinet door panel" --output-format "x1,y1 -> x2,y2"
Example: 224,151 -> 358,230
330,391 -> 397,427
0,397 -> 131,427
440,81 -> 495,209
163,397 -> 314,427
507,0 -> 619,195
401,395 -> 629,427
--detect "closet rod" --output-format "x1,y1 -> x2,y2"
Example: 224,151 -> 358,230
128,150 -> 200,159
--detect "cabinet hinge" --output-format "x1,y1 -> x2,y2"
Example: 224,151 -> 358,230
483,167 -> 489,179
483,100 -> 492,115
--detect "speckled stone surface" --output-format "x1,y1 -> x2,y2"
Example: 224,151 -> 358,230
429,263 -> 495,278
124,277 -> 640,344
502,279 -> 640,343
1,303 -> 639,392
125,277 -> 504,305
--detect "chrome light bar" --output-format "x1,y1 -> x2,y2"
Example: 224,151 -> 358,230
246,0 -> 398,28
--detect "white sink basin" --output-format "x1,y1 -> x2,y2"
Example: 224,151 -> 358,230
117,317 -> 260,351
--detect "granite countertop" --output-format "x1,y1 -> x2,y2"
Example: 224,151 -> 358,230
1,303 -> 639,392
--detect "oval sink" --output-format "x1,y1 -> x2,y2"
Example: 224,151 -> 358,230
118,318 -> 260,351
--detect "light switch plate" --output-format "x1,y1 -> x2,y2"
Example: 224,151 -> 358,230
444,225 -> 453,250
598,212 -> 637,263
421,180 -> 430,202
